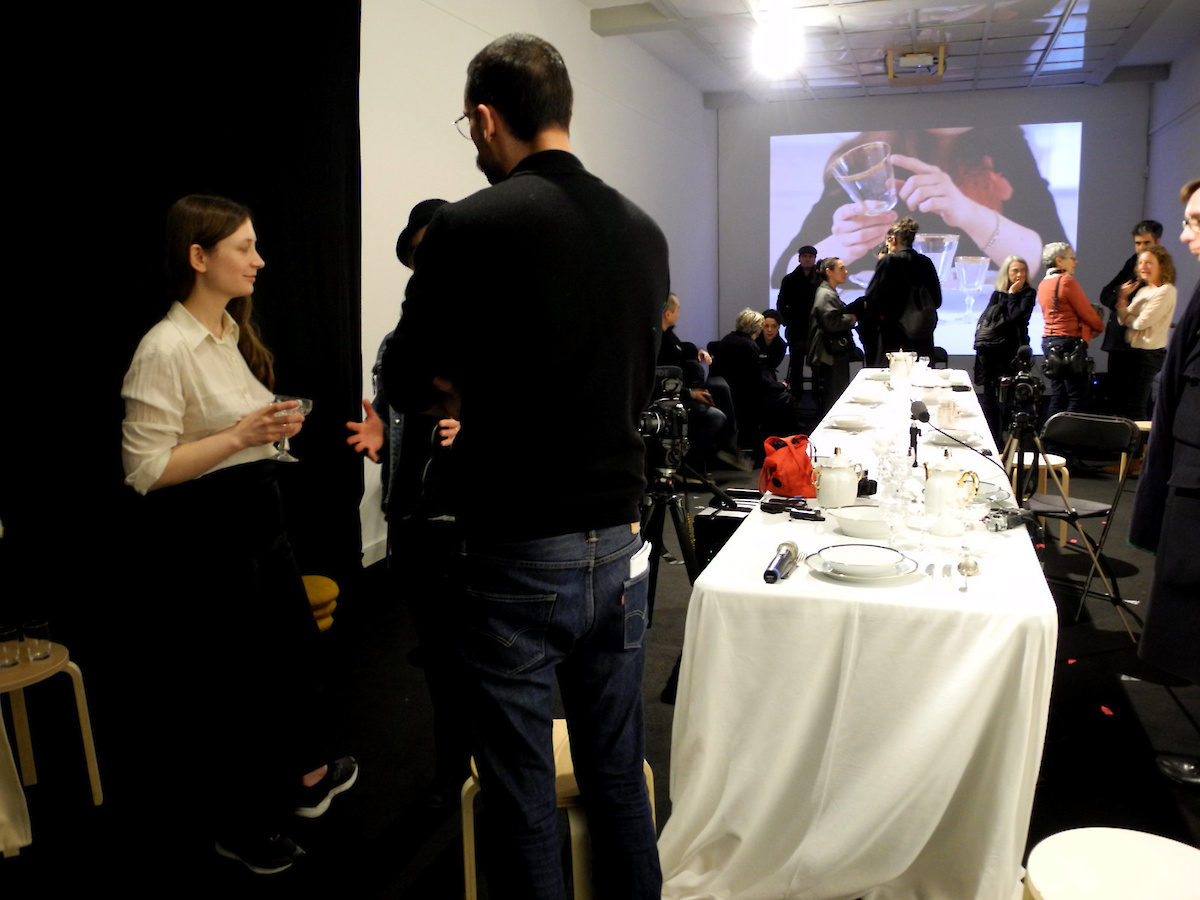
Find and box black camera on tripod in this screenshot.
[640,366,690,472]
[998,346,1043,411]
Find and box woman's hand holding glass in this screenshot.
[235,399,304,449]
[270,395,313,462]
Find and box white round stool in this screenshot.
[1024,827,1200,900]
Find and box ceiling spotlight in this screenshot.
[752,13,804,80]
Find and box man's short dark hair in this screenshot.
[466,33,573,142]
[1132,219,1163,240]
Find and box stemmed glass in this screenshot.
[272,394,314,462]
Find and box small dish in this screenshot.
[806,548,918,581]
[864,370,891,382]
[927,429,984,448]
[828,415,870,432]
[814,544,904,577]
[824,506,888,539]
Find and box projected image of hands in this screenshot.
[770,123,1080,354]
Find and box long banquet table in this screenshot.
[658,368,1057,900]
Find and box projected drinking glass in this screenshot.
[272,394,314,463]
[832,141,897,215]
[913,233,960,283]
[955,256,990,316]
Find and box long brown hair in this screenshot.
[165,195,275,388]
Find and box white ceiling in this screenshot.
[582,0,1199,105]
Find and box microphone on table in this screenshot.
[909,401,929,467]
[764,541,800,584]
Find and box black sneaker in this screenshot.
[215,833,306,874]
[294,756,359,818]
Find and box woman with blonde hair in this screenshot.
[973,254,1036,439]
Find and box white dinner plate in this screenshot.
[864,370,891,381]
[927,429,984,448]
[972,481,1012,504]
[812,544,905,576]
[806,547,918,581]
[828,415,871,432]
[848,392,886,406]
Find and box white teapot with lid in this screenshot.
[812,447,862,509]
[924,450,979,535]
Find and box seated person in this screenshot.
[755,308,788,382]
[710,308,798,453]
[659,293,748,470]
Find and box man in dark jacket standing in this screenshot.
[384,34,666,899]
[1099,220,1162,415]
[1129,181,1200,785]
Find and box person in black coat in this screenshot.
[755,308,788,381]
[710,308,795,450]
[1099,220,1162,415]
[1128,179,1200,785]
[855,217,942,364]
[973,254,1036,441]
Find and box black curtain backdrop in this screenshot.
[2,5,364,647]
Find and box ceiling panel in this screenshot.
[587,0,1199,101]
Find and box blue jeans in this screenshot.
[462,525,660,900]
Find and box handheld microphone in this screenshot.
[1016,345,1032,364]
[764,541,800,583]
[910,400,930,423]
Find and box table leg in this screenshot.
[8,689,37,787]
[65,663,102,806]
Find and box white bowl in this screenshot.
[825,506,889,539]
[829,415,869,431]
[819,544,904,576]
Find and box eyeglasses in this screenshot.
[454,112,472,140]
[1183,218,1200,233]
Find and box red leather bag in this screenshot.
[758,434,816,497]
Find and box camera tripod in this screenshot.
[999,407,1049,504]
[641,457,737,705]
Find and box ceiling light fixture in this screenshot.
[751,11,805,81]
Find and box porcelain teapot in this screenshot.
[812,447,862,509]
[923,450,979,516]
[887,350,916,381]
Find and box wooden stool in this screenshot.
[1009,451,1070,546]
[1023,826,1200,899]
[461,718,655,900]
[0,643,102,807]
[302,574,339,632]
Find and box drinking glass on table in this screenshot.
[272,394,313,462]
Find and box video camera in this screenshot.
[640,366,690,473]
[998,345,1043,410]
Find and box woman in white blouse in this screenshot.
[121,195,355,875]
[1115,244,1177,421]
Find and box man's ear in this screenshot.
[189,243,208,274]
[475,104,500,142]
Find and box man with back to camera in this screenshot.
[777,244,818,392]
[383,34,666,899]
[1129,179,1200,785]
[1100,220,1162,418]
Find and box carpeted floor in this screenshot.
[4,445,1198,896]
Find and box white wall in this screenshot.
[359,0,718,563]
[1147,41,1200,307]
[716,82,1159,343]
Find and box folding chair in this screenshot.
[1023,413,1143,639]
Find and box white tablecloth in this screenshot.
[659,369,1057,900]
